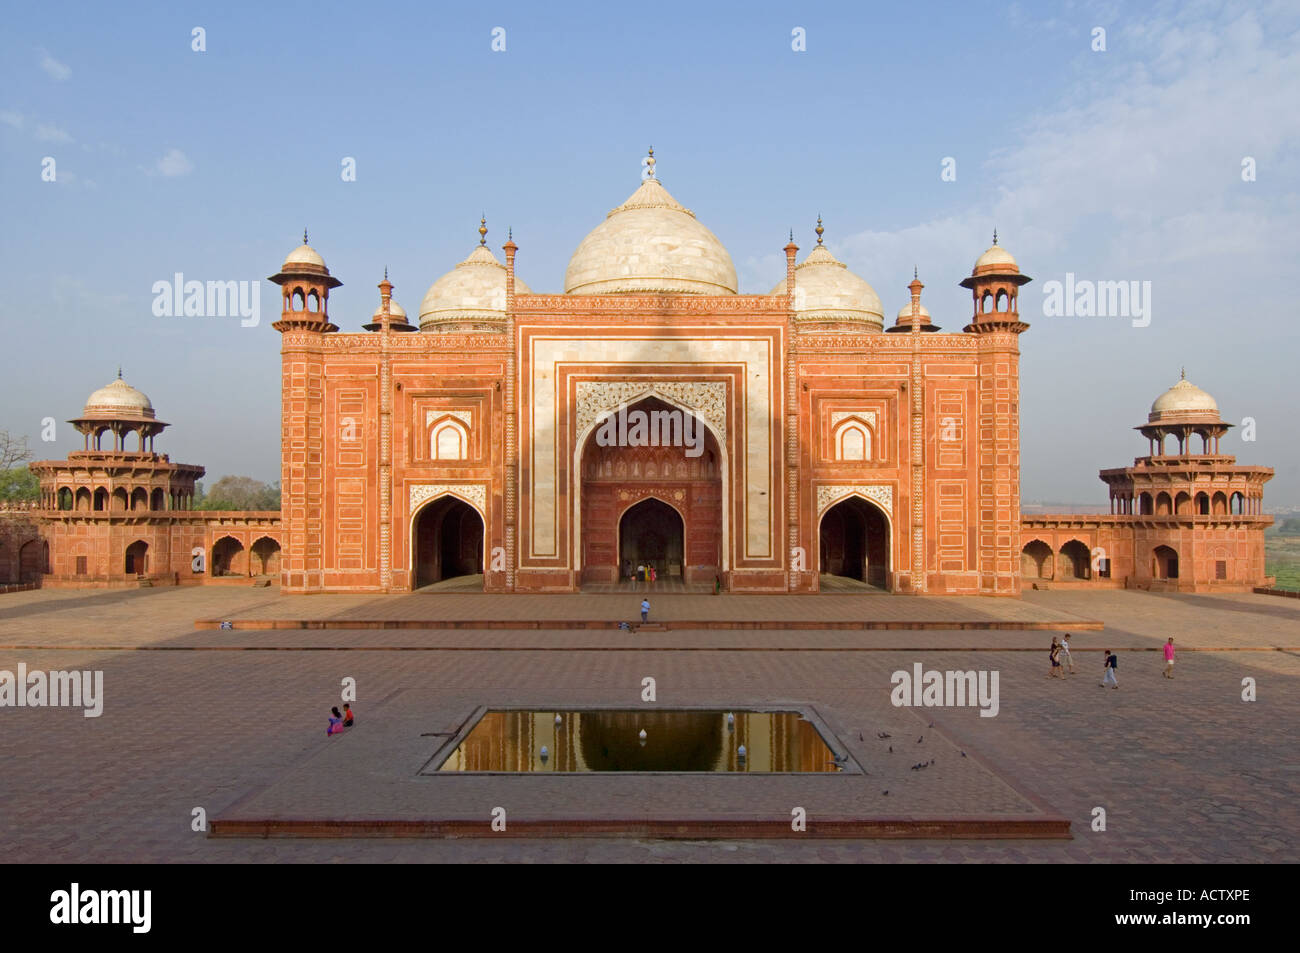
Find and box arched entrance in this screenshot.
[577,395,723,586]
[618,498,684,582]
[818,496,890,590]
[212,536,245,576]
[1152,545,1179,580]
[250,536,281,576]
[1021,540,1053,580]
[413,495,484,589]
[1058,540,1091,579]
[124,540,149,576]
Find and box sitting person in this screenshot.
[327,706,345,736]
[342,703,355,727]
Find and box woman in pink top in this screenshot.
[1163,638,1175,679]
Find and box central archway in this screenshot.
[818,496,890,590]
[413,495,484,589]
[576,395,723,586]
[618,498,684,581]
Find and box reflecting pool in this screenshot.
[434,709,840,773]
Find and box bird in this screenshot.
[961,751,967,758]
[929,759,935,766]
[928,722,935,728]
[916,735,924,744]
[877,731,891,739]
[888,745,893,753]
[882,790,889,796]
[858,732,864,742]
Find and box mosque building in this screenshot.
[0,153,1274,594]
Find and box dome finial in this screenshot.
[645,146,656,180]
[992,228,998,245]
[914,265,919,280]
[1181,366,1186,380]
[117,365,123,380]
[303,228,309,245]
[815,214,824,245]
[383,265,388,281]
[508,226,513,241]
[479,214,487,246]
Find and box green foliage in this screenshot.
[0,466,40,501]
[196,475,281,511]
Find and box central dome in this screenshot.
[564,171,737,295]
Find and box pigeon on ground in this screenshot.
[888,745,893,753]
[882,790,889,796]
[877,731,891,739]
[917,735,923,744]
[961,751,967,758]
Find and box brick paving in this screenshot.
[0,585,1297,862]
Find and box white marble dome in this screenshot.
[970,234,1021,276]
[283,243,326,270]
[769,243,884,329]
[372,298,407,320]
[1149,375,1219,421]
[896,301,931,321]
[419,244,532,329]
[564,176,738,295]
[82,374,155,419]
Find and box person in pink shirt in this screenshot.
[1163,637,1176,679]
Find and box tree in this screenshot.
[1,430,33,471]
[197,475,281,511]
[0,466,40,502]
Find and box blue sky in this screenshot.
[2,0,1297,505]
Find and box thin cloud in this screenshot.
[34,123,73,144]
[0,109,22,129]
[152,148,194,177]
[38,48,71,81]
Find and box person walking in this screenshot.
[1048,637,1063,679]
[640,598,650,623]
[1100,650,1119,689]
[1060,634,1075,675]
[650,565,657,587]
[1163,637,1176,679]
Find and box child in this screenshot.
[343,703,355,727]
[327,706,345,736]
[640,598,650,623]
[1163,638,1175,679]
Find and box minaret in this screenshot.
[961,233,1031,594]
[269,232,340,592]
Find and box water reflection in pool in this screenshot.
[436,709,839,773]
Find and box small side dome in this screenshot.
[886,298,941,333]
[419,244,532,332]
[769,225,883,332]
[968,231,1021,278]
[1149,373,1220,422]
[372,299,406,320]
[82,372,156,420]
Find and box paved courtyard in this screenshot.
[1,585,1296,862]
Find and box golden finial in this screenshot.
[1181,366,1186,380]
[479,214,487,246]
[645,146,656,179]
[815,215,824,245]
